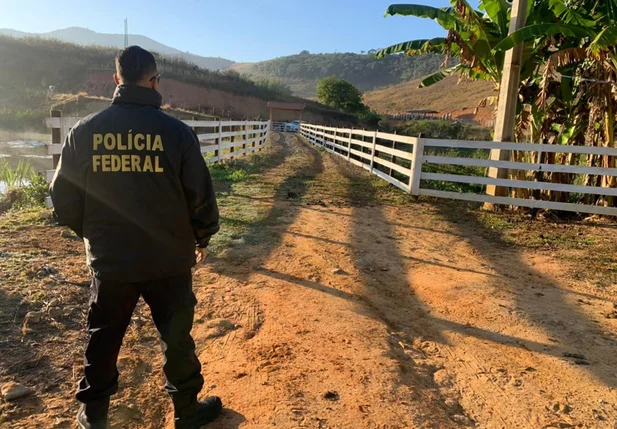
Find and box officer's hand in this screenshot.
[195,247,208,264]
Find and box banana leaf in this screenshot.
[374,38,446,59]
[418,66,458,88]
[607,0,617,23]
[493,24,593,52]
[479,0,511,37]
[384,4,461,30]
[548,0,596,27]
[589,26,617,54]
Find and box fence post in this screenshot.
[389,130,397,177]
[51,110,62,169]
[347,129,352,161]
[229,123,235,160]
[216,119,222,161]
[370,130,377,173]
[243,119,248,156]
[262,121,269,151]
[251,123,256,151]
[410,136,425,196]
[334,127,339,154]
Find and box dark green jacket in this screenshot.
[51,85,219,281]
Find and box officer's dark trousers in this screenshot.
[76,271,204,418]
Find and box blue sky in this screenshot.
[0,0,479,62]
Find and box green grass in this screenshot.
[420,147,489,193]
[206,143,282,254]
[477,211,599,249]
[0,207,50,230]
[0,159,34,190]
[0,161,50,214]
[209,162,250,182]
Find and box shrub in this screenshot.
[0,161,48,211]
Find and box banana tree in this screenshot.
[495,0,617,196]
[376,0,617,205]
[375,1,550,89]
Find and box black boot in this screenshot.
[76,398,109,429]
[174,396,223,429]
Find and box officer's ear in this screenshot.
[113,73,121,86]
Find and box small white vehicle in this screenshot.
[284,120,302,132]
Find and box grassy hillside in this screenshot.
[364,75,495,114]
[0,36,288,101]
[232,51,444,98]
[0,27,235,71]
[0,36,350,130]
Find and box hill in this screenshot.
[0,36,356,132]
[0,27,234,71]
[232,51,444,98]
[364,75,495,120]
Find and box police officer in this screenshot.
[50,46,222,429]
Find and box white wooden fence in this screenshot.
[45,114,271,182]
[300,123,617,217]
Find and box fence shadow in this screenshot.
[298,145,617,423]
[432,201,617,390]
[322,151,617,389]
[211,134,325,281]
[331,158,465,427]
[212,133,286,196]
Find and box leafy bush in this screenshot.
[359,109,382,127]
[377,118,395,132]
[317,77,366,115]
[0,161,49,211]
[0,108,45,131]
[209,162,249,182]
[0,159,33,190]
[21,173,49,207]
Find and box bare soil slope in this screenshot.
[364,76,494,119]
[2,134,617,428]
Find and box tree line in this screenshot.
[242,51,444,98]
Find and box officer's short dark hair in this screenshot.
[115,46,157,84]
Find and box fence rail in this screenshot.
[45,114,271,182]
[300,123,617,217]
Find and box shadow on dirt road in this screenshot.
[434,202,617,391]
[212,134,324,281]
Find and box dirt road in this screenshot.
[2,133,617,428]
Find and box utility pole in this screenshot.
[485,0,528,201]
[124,18,129,48]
